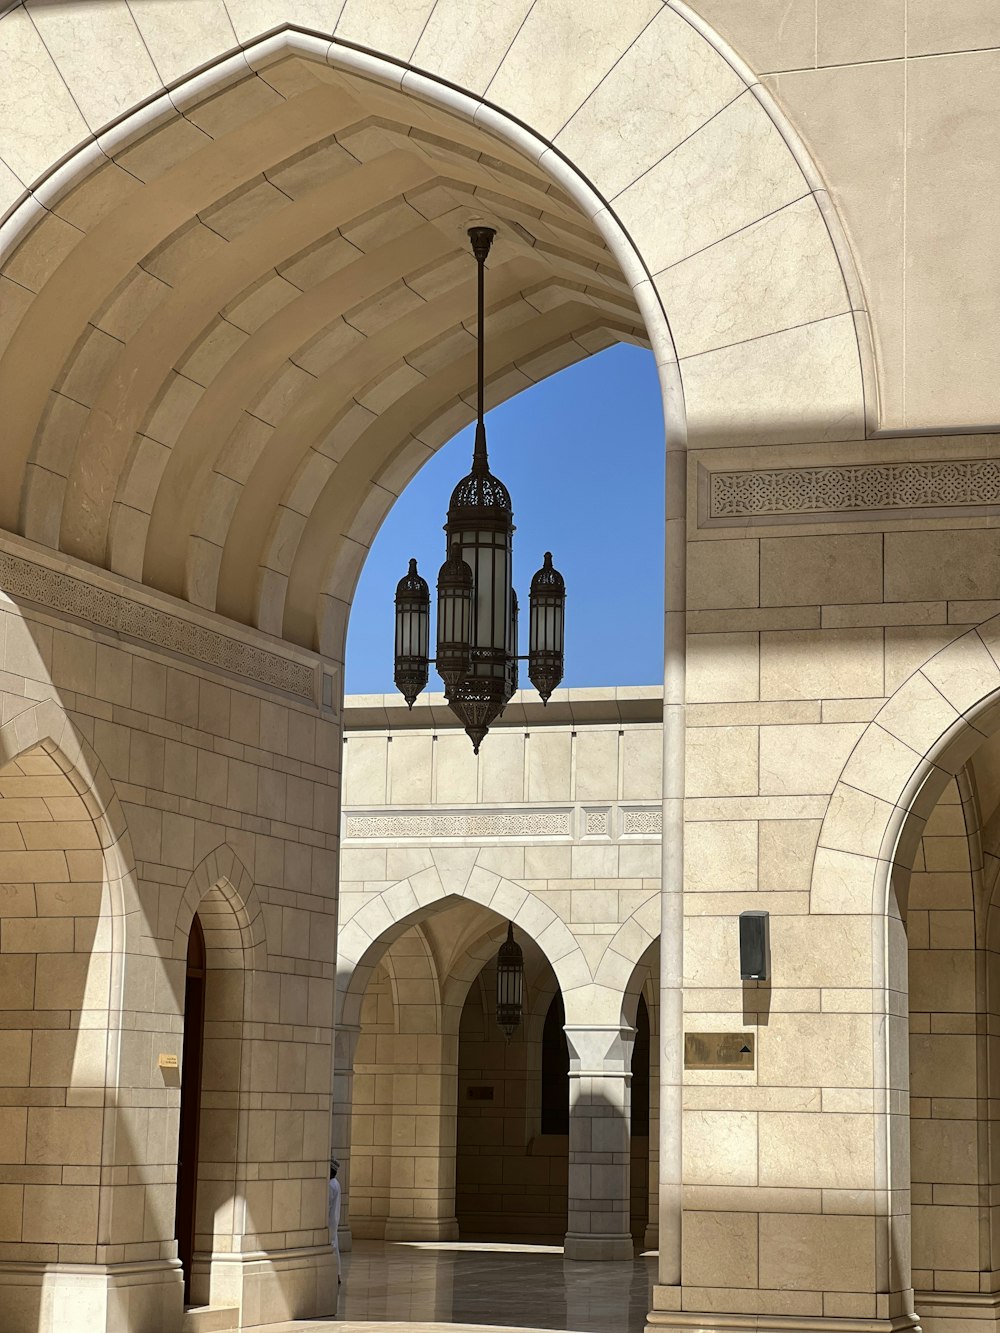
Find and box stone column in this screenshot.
[563,1025,636,1261]
[331,1022,360,1253]
[645,1015,660,1253]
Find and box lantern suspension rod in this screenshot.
[469,226,495,470]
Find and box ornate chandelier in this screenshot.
[394,227,566,751]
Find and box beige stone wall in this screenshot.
[0,539,339,1331]
[336,692,662,1259]
[0,3,998,1332]
[689,0,1000,431]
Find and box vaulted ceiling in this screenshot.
[0,52,645,657]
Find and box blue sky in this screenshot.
[345,343,665,695]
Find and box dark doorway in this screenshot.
[541,992,569,1136]
[175,914,206,1304]
[630,994,650,1244]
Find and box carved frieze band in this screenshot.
[344,805,663,840]
[0,550,316,700]
[708,458,1000,523]
[346,810,572,839]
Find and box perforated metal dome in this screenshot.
[396,557,429,598]
[448,424,512,520]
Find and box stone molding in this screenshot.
[703,457,1000,526]
[343,804,663,841]
[0,538,320,703]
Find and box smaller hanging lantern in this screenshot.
[496,921,524,1040]
[393,559,429,708]
[528,552,566,703]
[435,544,474,690]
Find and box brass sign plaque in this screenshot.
[157,1053,179,1070]
[684,1032,754,1070]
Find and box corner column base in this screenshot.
[383,1218,460,1242]
[0,1258,183,1333]
[645,1311,921,1333]
[190,1245,337,1329]
[916,1290,1000,1333]
[564,1232,635,1262]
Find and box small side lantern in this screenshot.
[528,552,565,703]
[436,544,474,690]
[393,558,429,708]
[496,921,524,1040]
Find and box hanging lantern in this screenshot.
[393,559,429,708]
[528,552,565,704]
[496,921,524,1040]
[435,543,473,690]
[391,226,567,750]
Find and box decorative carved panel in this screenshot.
[0,548,317,700]
[706,458,1000,524]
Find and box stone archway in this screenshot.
[0,3,874,1321]
[809,614,1000,1329]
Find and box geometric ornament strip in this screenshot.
[710,458,1000,520]
[0,550,316,700]
[345,809,572,839]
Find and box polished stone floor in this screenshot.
[264,1239,656,1332]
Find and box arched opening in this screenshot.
[175,913,206,1304]
[630,994,651,1249]
[456,941,568,1244]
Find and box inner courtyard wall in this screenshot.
[0,534,339,1331]
[0,4,998,1333]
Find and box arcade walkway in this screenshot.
[265,1240,656,1333]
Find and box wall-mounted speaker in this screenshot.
[739,911,770,982]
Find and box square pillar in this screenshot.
[564,1025,636,1261]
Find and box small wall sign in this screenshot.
[684,1032,754,1070]
[157,1053,179,1069]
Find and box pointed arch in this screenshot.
[171,842,266,969]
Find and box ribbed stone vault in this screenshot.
[0,51,645,657]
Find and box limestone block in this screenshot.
[659,196,849,360]
[527,730,572,803]
[480,731,524,804]
[411,0,533,93]
[687,632,759,703]
[683,1210,758,1288]
[687,539,760,612]
[760,628,884,701]
[759,1111,874,1188]
[681,314,865,448]
[27,0,161,132]
[685,726,757,798]
[758,1212,876,1291]
[617,92,806,274]
[684,820,756,892]
[761,534,883,609]
[344,735,389,806]
[817,0,905,66]
[758,1012,873,1089]
[684,1109,757,1186]
[908,0,1000,55]
[484,0,659,141]
[574,729,619,802]
[767,60,906,422]
[554,4,746,199]
[127,0,238,86]
[886,531,1000,603]
[388,734,433,805]
[685,0,817,74]
[758,819,820,892]
[0,8,89,186]
[759,722,863,797]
